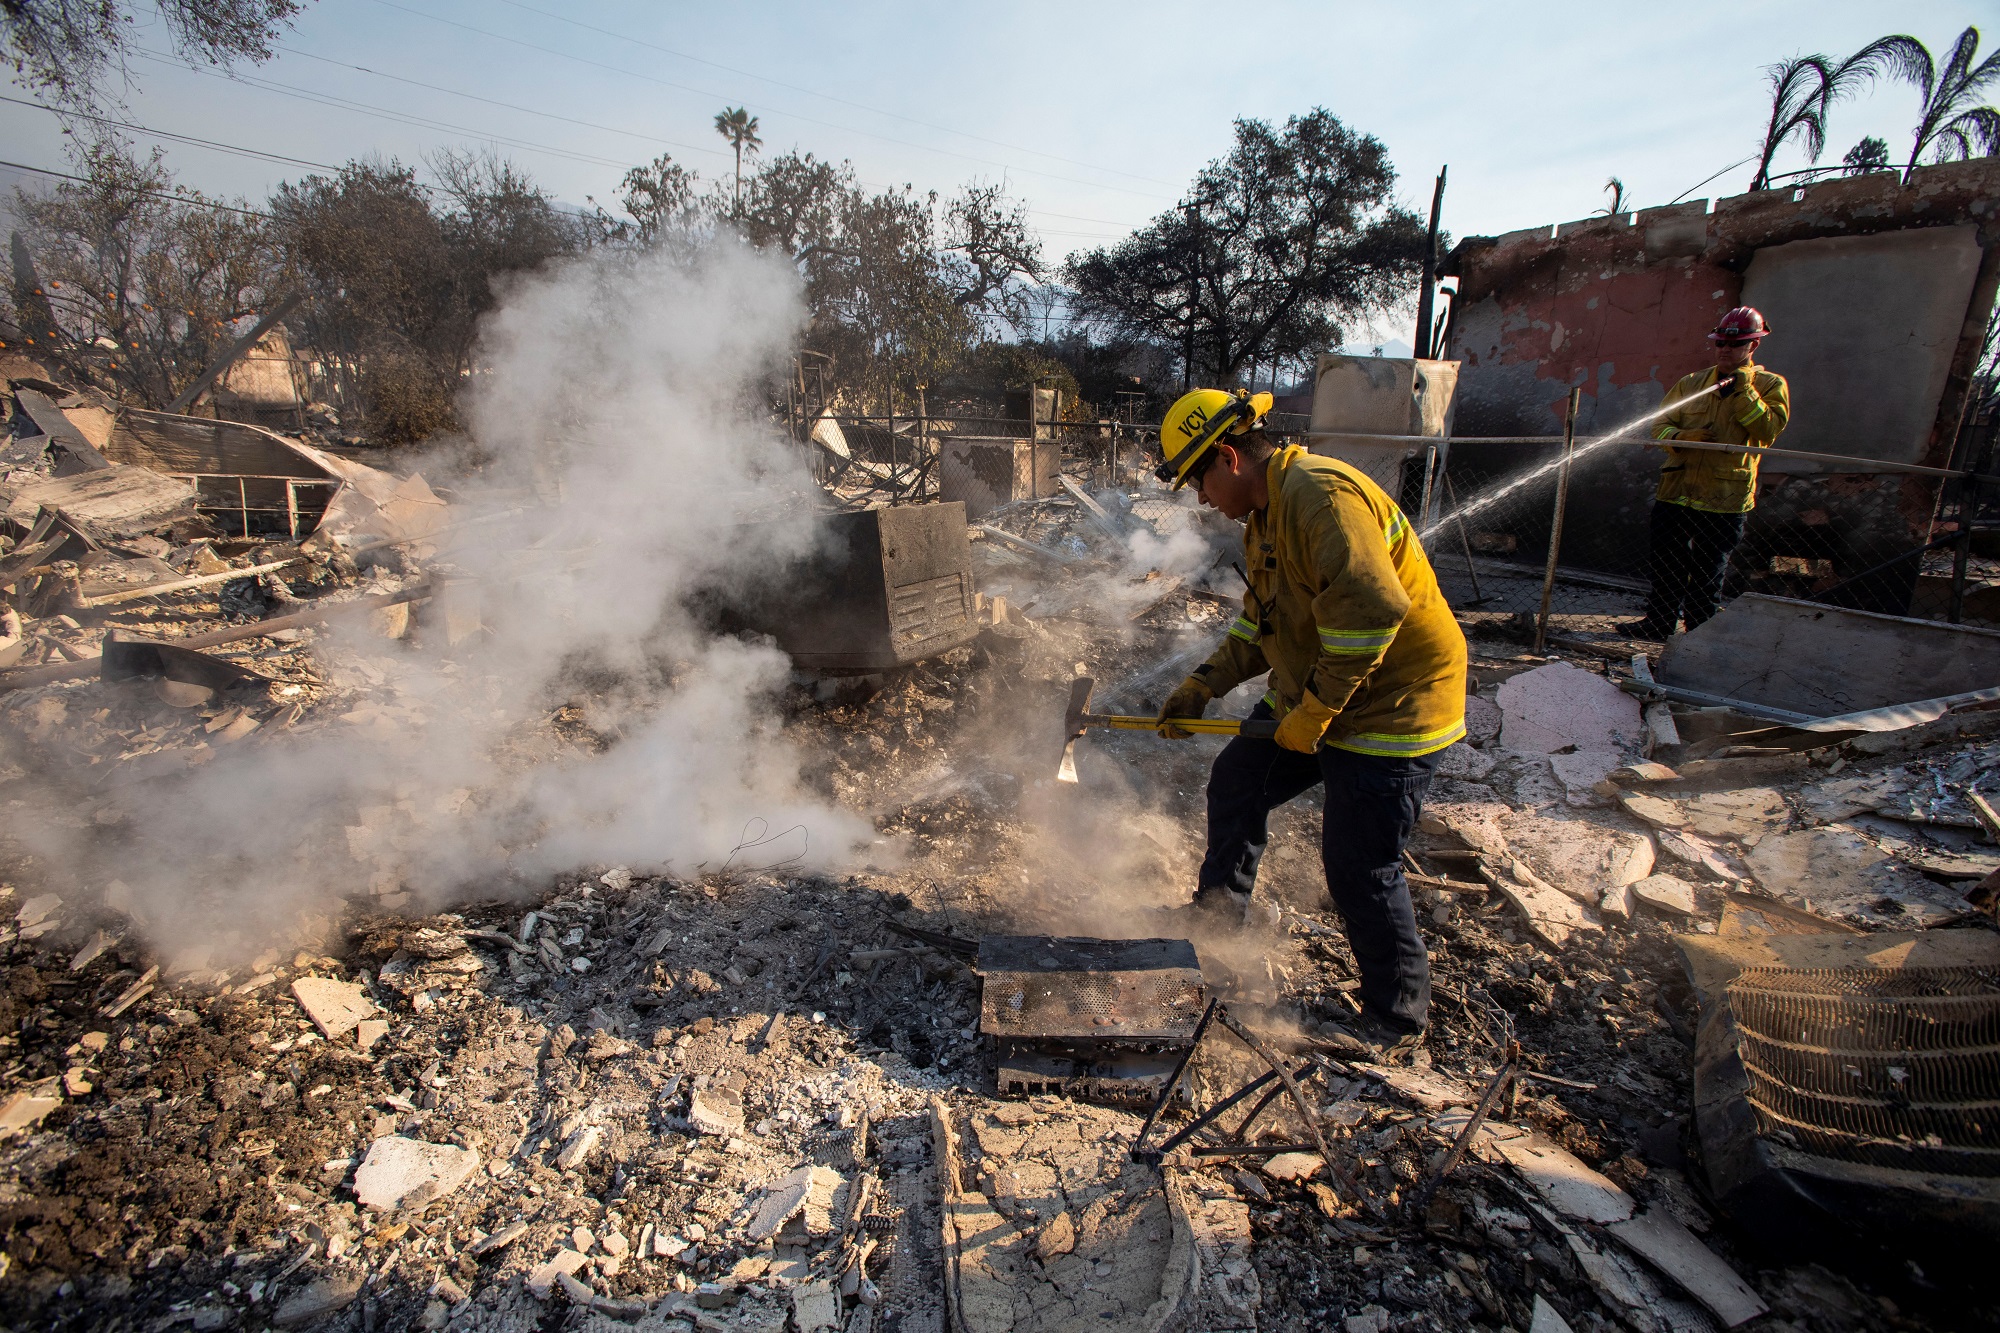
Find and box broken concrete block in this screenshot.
[1429,803,1510,856]
[468,1220,527,1256]
[1799,772,1908,823]
[0,1078,61,1137]
[355,1018,389,1051]
[1492,1132,1634,1224]
[1604,760,1679,787]
[1463,693,1501,746]
[1435,741,1497,781]
[687,1071,746,1137]
[600,866,635,892]
[1261,1152,1322,1183]
[1035,1210,1075,1260]
[1498,814,1651,904]
[1617,792,1686,830]
[1490,858,1599,948]
[1631,873,1697,917]
[1344,1305,1391,1333]
[1529,1295,1577,1333]
[273,1274,365,1328]
[1550,749,1623,805]
[1607,832,1655,888]
[747,1164,844,1242]
[1607,1207,1768,1328]
[1745,827,1969,924]
[555,1271,594,1304]
[526,1248,588,1299]
[1681,787,1789,844]
[352,1136,480,1211]
[1496,662,1644,754]
[1599,882,1635,921]
[1655,827,1734,880]
[291,976,376,1040]
[554,1124,602,1171]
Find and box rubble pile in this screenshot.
[3,372,1997,1331]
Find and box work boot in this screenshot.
[1315,1011,1425,1064]
[1614,617,1674,641]
[1156,886,1252,930]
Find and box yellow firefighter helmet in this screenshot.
[1156,388,1274,489]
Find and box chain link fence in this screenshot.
[785,395,1998,642]
[1411,436,1996,643]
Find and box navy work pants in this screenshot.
[1642,500,1747,632]
[1198,702,1438,1033]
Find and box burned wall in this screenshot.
[1442,160,2000,603]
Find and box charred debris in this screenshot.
[1,365,1999,1333]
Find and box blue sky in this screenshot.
[1,0,1990,345]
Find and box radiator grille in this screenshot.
[1728,965,2000,1176]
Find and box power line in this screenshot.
[483,0,1184,192]
[0,92,341,172]
[131,51,637,172]
[2,97,599,222]
[131,46,1147,239]
[271,44,728,161]
[361,0,1179,203]
[0,157,271,218]
[272,44,1145,233]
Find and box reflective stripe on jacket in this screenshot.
[1652,364,1789,513]
[1198,446,1468,757]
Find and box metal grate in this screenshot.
[982,970,1204,1039]
[889,572,972,648]
[975,936,1204,1043]
[1729,965,2000,1176]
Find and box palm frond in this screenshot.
[1943,26,1982,87]
[1842,34,1932,99]
[1934,106,2000,159]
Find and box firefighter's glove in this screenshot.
[1156,677,1213,740]
[1273,690,1336,754]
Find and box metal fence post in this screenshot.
[1533,389,1582,653]
[1952,466,1984,624]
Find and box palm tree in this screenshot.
[1596,177,1630,215]
[713,107,762,215]
[1882,27,2000,182]
[1748,38,1923,191]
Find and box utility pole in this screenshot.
[1181,199,1200,391]
[1414,166,1447,359]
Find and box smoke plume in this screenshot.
[14,243,878,963]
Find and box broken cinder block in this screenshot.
[291,976,376,1040]
[353,1136,480,1211]
[688,1070,747,1137]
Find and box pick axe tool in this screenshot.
[1058,676,1279,783]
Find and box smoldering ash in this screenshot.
[47,245,878,963]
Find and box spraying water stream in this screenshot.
[1419,384,1720,539]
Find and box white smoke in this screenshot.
[14,243,878,961]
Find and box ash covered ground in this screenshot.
[1,519,1995,1333]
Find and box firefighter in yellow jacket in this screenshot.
[1152,388,1467,1058]
[1623,307,1790,639]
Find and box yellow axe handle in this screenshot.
[1084,713,1277,737]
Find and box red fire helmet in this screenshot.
[1709,306,1771,341]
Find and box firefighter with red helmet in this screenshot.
[1621,306,1789,639]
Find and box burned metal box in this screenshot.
[735,502,976,673]
[938,437,1060,518]
[975,936,1206,1104]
